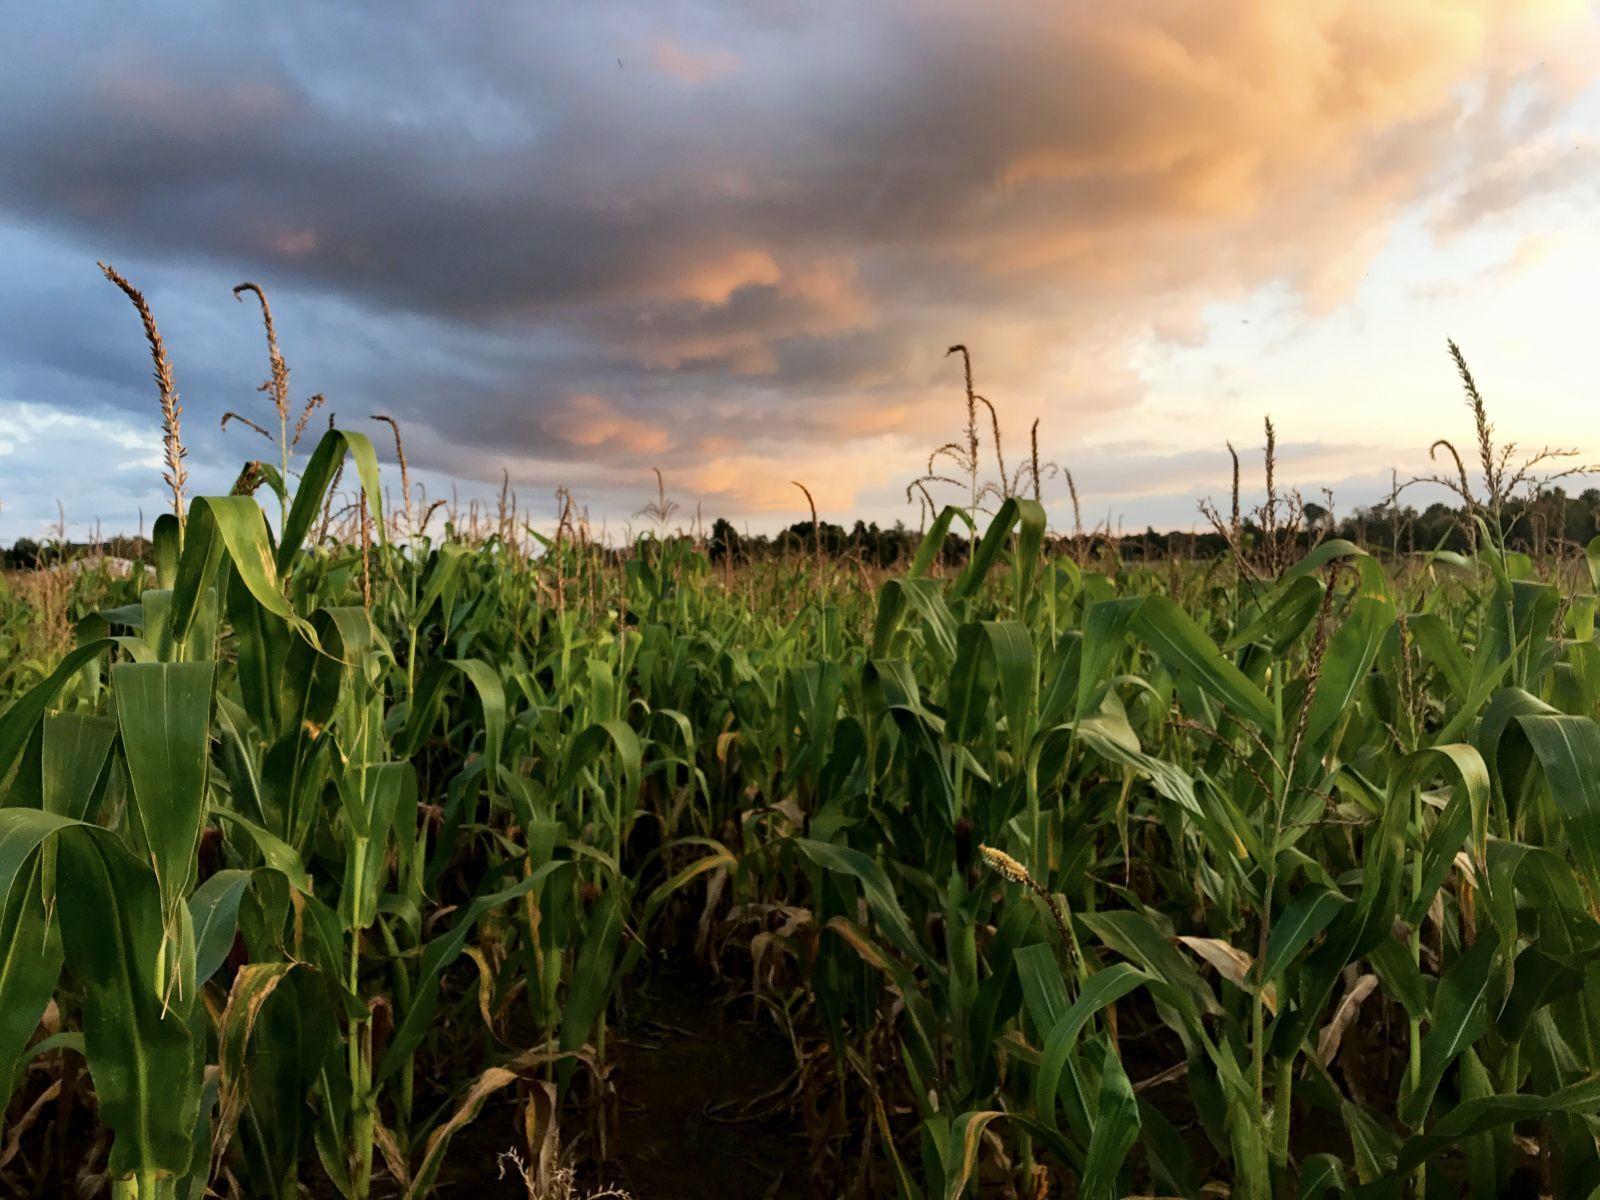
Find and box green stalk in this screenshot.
[348,925,374,1200]
[379,919,416,1142]
[1251,913,1269,1113]
[406,622,419,700]
[116,1170,172,1200]
[1271,1054,1293,1178]
[1408,781,1426,1200]
[1255,666,1285,1120]
[1023,751,1042,881]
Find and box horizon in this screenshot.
[2,3,1598,542]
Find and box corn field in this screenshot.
[6,293,1600,1200]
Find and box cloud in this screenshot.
[542,393,672,456]
[0,1,1595,535]
[1434,140,1600,233]
[0,400,233,539]
[649,36,740,85]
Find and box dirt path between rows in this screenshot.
[594,969,809,1200]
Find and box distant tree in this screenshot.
[5,538,39,569]
[709,518,742,563]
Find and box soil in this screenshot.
[590,968,810,1200]
[284,964,812,1199]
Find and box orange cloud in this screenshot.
[679,448,879,513]
[543,394,672,456]
[630,256,873,373]
[669,249,781,305]
[94,64,294,138]
[269,228,319,258]
[650,37,740,85]
[12,0,1599,532]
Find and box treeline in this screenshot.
[708,486,1600,566]
[710,517,963,568]
[8,486,1598,572]
[2,536,151,570]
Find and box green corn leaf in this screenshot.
[1297,1153,1348,1199]
[238,966,329,1196]
[1405,613,1471,696]
[873,578,960,664]
[1034,963,1151,1136]
[226,566,291,735]
[378,861,571,1085]
[1483,838,1585,962]
[450,658,507,782]
[797,838,937,976]
[1367,934,1429,1020]
[1516,713,1600,895]
[1077,598,1142,717]
[0,811,207,1182]
[1138,1097,1201,1200]
[1130,596,1277,734]
[945,620,1035,746]
[557,886,625,1091]
[212,809,313,894]
[1080,1040,1140,1200]
[0,638,115,782]
[277,428,386,575]
[909,505,974,580]
[554,719,643,798]
[1398,933,1500,1127]
[189,869,254,989]
[114,661,216,926]
[0,854,62,1101]
[211,962,298,1165]
[36,712,117,820]
[1016,942,1073,1036]
[1224,574,1323,654]
[1457,1048,1498,1200]
[618,842,739,977]
[1078,909,1218,1023]
[1353,745,1490,960]
[1304,595,1394,748]
[172,497,308,647]
[1262,885,1348,983]
[414,542,469,624]
[950,498,1046,605]
[1340,1097,1397,1185]
[1278,539,1369,586]
[337,762,414,930]
[1393,1073,1600,1175]
[152,513,181,588]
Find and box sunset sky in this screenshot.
[1,2,1598,541]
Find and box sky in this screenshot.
[1,1,1598,543]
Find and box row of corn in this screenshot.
[4,435,1600,1198]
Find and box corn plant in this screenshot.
[7,276,1600,1199]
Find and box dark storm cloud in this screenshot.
[0,1,1595,530]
